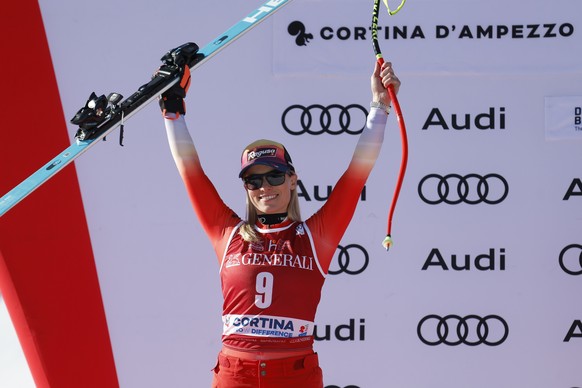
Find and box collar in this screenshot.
[257,213,288,226]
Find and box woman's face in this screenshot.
[243,164,297,215]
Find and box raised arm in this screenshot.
[307,61,401,270]
[160,66,240,257]
[350,60,400,171]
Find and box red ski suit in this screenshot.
[164,107,388,386]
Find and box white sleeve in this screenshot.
[350,107,389,168]
[163,115,199,170]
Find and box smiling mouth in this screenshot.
[261,194,277,201]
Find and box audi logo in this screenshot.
[417,314,509,346]
[559,244,582,275]
[418,173,509,205]
[328,244,369,275]
[281,104,368,136]
[325,386,360,388]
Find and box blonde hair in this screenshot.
[239,183,302,243]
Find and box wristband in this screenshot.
[370,101,390,114]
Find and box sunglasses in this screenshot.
[243,171,288,190]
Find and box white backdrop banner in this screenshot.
[273,0,582,75]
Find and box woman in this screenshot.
[160,60,400,387]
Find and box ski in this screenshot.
[0,0,293,217]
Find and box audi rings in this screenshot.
[417,314,509,346]
[328,244,369,275]
[281,104,368,135]
[325,386,361,388]
[559,244,582,275]
[418,173,509,205]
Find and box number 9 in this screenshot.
[255,272,274,309]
